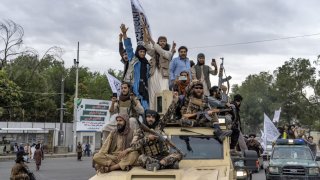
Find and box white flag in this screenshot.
[260,129,266,150]
[273,107,281,123]
[131,0,151,45]
[264,113,280,142]
[106,73,121,97]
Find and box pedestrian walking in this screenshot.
[34,145,42,171]
[76,142,82,161]
[84,143,90,157]
[30,143,36,160]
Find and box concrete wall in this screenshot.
[0,122,73,147]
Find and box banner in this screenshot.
[106,73,121,97]
[260,129,266,150]
[76,98,111,131]
[131,0,151,45]
[264,113,280,142]
[272,107,281,123]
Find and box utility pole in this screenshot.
[73,42,79,153]
[58,78,65,146]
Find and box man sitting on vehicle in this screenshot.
[131,93,183,171]
[180,81,231,143]
[93,114,139,173]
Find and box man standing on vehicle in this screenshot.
[169,46,191,89]
[93,114,139,173]
[104,82,144,137]
[230,94,243,153]
[131,95,182,171]
[191,53,218,96]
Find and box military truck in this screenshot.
[91,126,254,180]
[91,91,256,180]
[265,139,320,180]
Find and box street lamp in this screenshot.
[72,42,79,153]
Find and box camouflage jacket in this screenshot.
[131,102,178,156]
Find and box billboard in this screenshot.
[76,98,111,131]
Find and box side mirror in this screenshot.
[315,156,320,161]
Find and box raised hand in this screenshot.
[171,41,176,53]
[120,24,128,39]
[211,58,217,67]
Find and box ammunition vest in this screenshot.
[186,97,205,114]
[118,100,138,118]
[143,139,169,157]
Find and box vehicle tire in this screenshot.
[248,173,252,180]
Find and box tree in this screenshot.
[0,20,24,69]
[231,72,277,134]
[274,58,318,126]
[0,70,22,121]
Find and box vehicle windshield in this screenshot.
[170,135,223,159]
[272,146,313,160]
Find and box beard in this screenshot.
[117,124,126,133]
[193,92,203,99]
[198,61,204,65]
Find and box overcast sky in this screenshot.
[1,0,320,87]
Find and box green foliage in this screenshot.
[0,70,22,121]
[233,58,320,132]
[0,54,121,123]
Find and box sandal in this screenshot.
[100,166,110,173]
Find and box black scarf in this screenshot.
[143,109,160,129]
[135,45,149,101]
[119,92,130,102]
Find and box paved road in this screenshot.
[1,156,267,180]
[0,156,96,180]
[252,169,266,180]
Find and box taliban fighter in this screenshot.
[180,81,232,142]
[131,93,183,171]
[93,114,139,173]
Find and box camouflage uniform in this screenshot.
[180,81,219,127]
[131,104,182,170]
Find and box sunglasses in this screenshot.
[194,87,203,90]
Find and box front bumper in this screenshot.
[266,174,320,180]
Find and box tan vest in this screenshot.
[149,57,170,78]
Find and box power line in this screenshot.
[0,87,62,95]
[189,33,320,49]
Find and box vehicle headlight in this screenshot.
[308,167,320,175]
[234,160,244,167]
[218,118,225,124]
[268,166,279,174]
[236,170,247,177]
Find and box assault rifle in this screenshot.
[182,108,232,119]
[136,119,185,156]
[218,57,232,98]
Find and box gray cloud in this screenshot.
[1,0,320,87]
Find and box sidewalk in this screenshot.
[0,153,77,161]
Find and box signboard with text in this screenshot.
[76,98,111,131]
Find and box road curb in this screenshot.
[0,153,77,161]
